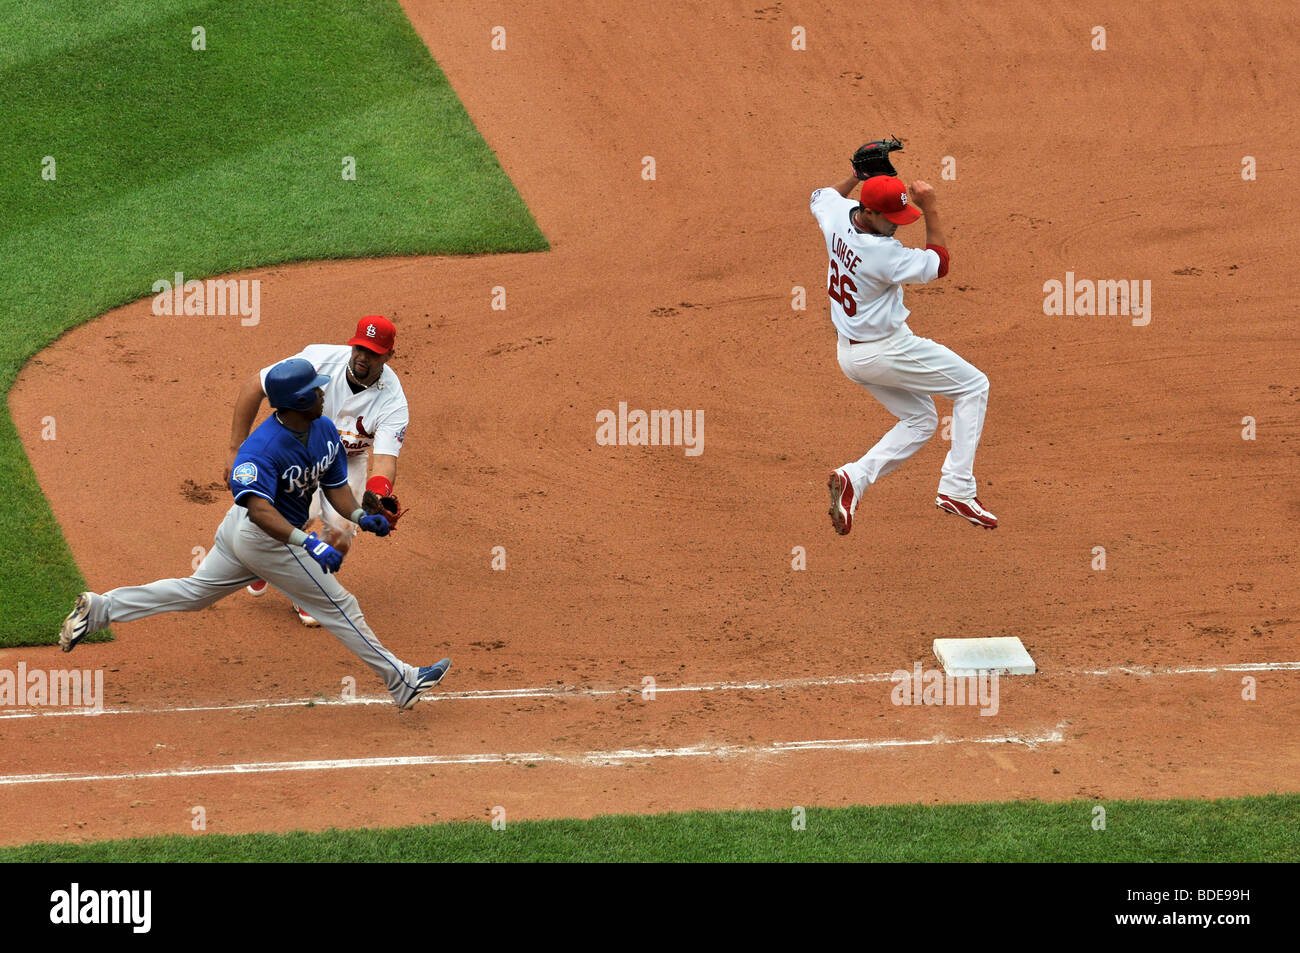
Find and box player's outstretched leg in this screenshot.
[289,571,446,708]
[242,535,450,708]
[851,385,939,487]
[58,506,258,651]
[829,385,937,535]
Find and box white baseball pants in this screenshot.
[836,324,989,500]
[310,452,368,542]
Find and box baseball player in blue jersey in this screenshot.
[56,359,450,710]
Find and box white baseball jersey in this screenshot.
[259,344,409,460]
[810,188,941,342]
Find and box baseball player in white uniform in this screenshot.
[811,171,997,532]
[224,315,411,624]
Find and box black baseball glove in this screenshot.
[852,136,904,180]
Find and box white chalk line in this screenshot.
[1074,662,1300,676]
[0,725,1066,787]
[1,661,1297,721]
[0,673,891,720]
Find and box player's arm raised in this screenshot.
[909,180,946,243]
[828,175,860,199]
[909,180,950,278]
[224,372,268,483]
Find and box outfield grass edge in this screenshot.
[4,793,1297,863]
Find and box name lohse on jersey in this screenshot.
[810,188,942,342]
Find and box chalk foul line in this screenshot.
[0,673,904,720]
[0,662,1296,721]
[0,724,1067,787]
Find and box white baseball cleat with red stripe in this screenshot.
[828,469,857,536]
[246,579,268,596]
[936,493,998,529]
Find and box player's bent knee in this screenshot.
[911,408,940,438]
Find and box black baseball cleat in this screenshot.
[59,592,93,652]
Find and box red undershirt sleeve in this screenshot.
[926,244,950,278]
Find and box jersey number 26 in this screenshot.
[827,261,858,317]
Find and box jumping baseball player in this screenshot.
[59,358,450,710]
[224,315,409,626]
[813,139,996,532]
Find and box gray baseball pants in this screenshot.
[78,504,424,706]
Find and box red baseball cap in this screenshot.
[859,176,922,225]
[348,315,396,354]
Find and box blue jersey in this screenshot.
[229,414,349,528]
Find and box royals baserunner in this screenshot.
[60,358,449,710]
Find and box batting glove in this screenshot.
[303,532,343,573]
[359,513,391,537]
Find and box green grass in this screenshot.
[4,794,1297,862]
[0,0,546,645]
